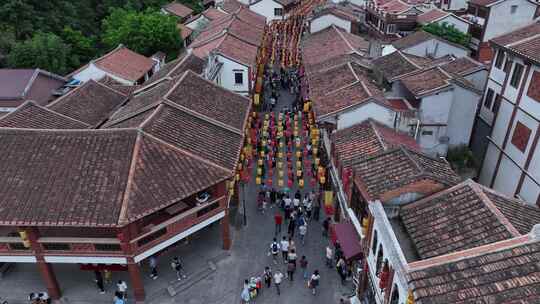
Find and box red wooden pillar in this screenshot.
[127,260,145,303]
[25,227,62,300]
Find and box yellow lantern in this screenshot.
[296,169,302,177]
[252,111,257,118]
[278,125,283,132]
[258,159,263,166]
[312,147,318,156]
[257,167,262,176]
[320,175,326,184]
[298,178,304,188]
[260,150,265,158]
[238,162,243,170]
[246,136,251,145]
[278,179,284,187]
[362,216,370,236]
[296,150,301,158]
[265,113,270,120]
[296,160,301,168]
[235,173,240,181]
[312,139,318,147]
[262,139,267,146]
[19,230,30,248]
[295,141,301,148]
[240,153,245,161]
[278,161,283,169]
[318,166,324,176]
[278,152,284,159]
[279,141,284,148]
[254,94,260,105]
[406,290,414,304]
[256,176,262,185]
[293,129,299,137]
[315,158,320,166]
[263,120,269,128]
[278,170,284,178]
[303,102,310,112]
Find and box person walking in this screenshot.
[280,237,289,263]
[274,212,283,236]
[336,257,347,285]
[270,238,280,264]
[300,256,308,279]
[94,270,105,294]
[172,257,187,280]
[116,280,128,300]
[149,256,158,280]
[309,270,320,295]
[113,292,125,304]
[305,198,312,221]
[241,280,250,304]
[323,217,330,237]
[288,216,296,237]
[263,266,272,288]
[273,270,284,295]
[104,269,112,284]
[326,245,333,268]
[313,192,321,221]
[288,248,297,267]
[287,259,296,282]
[299,224,307,245]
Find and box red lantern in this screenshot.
[379,264,390,290]
[287,179,293,188]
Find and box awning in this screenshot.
[331,222,363,261]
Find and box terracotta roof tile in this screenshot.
[146,52,205,84]
[142,104,244,170]
[165,71,250,130]
[163,2,194,18]
[178,23,193,40]
[393,31,467,51]
[302,26,369,67]
[400,181,525,259]
[408,241,540,304]
[417,9,449,24]
[48,80,126,126]
[491,22,540,64]
[379,0,412,14]
[441,57,485,76]
[399,65,479,97]
[484,189,540,235]
[332,119,419,168]
[220,0,247,14]
[0,101,89,129]
[203,7,228,20]
[0,69,66,106]
[94,46,156,82]
[352,147,460,200]
[312,3,359,22]
[469,0,503,7]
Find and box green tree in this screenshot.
[102,8,182,59]
[62,26,97,67]
[422,23,471,47]
[7,32,73,75]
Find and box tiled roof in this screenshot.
[399,65,479,97]
[164,71,250,131]
[408,240,540,304]
[93,45,156,82]
[372,51,439,81]
[417,9,449,24]
[305,53,370,75]
[393,31,467,51]
[312,3,358,22]
[48,80,126,126]
[192,33,259,66]
[484,189,540,235]
[400,180,529,259]
[352,147,460,201]
[331,119,418,168]
[0,69,66,106]
[194,13,264,48]
[469,0,504,7]
[0,129,231,226]
[163,2,193,18]
[142,103,244,170]
[440,56,485,76]
[0,101,89,129]
[220,0,247,14]
[302,25,369,67]
[178,23,193,40]
[307,61,385,119]
[204,7,228,20]
[98,75,141,96]
[146,52,205,84]
[379,0,412,14]
[490,22,540,64]
[0,72,250,227]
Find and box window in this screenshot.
[504,59,513,73]
[511,5,518,14]
[527,70,540,101]
[484,88,495,108]
[137,228,167,247]
[387,24,397,34]
[492,94,501,113]
[274,8,283,16]
[234,72,243,85]
[95,243,122,251]
[510,63,524,88]
[196,202,219,217]
[421,130,433,136]
[42,243,71,251]
[511,122,532,152]
[494,50,505,69]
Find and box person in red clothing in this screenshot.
[274,212,283,236]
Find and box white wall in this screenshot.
[492,154,521,197]
[249,0,283,23]
[464,69,488,91]
[185,15,210,30]
[436,15,469,33]
[490,98,514,147]
[216,55,250,95]
[483,0,537,42]
[479,142,500,185]
[336,102,397,130]
[443,0,468,11]
[72,63,133,85]
[402,39,469,58]
[310,14,352,33]
[447,86,481,147]
[519,64,540,121]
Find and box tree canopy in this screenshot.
[0,0,191,74]
[422,23,471,47]
[102,8,182,59]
